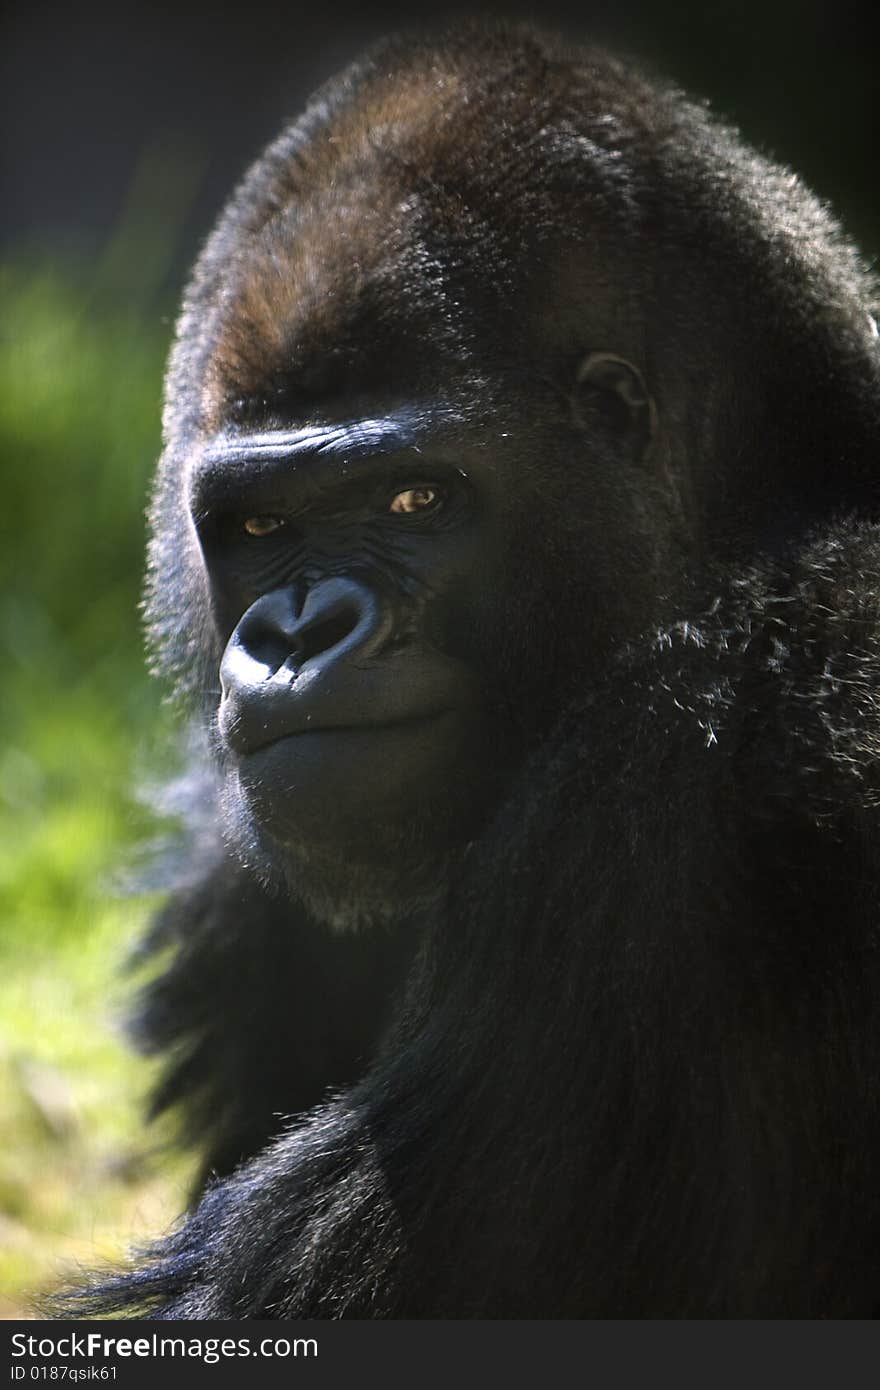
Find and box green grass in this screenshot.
[0,259,195,1317]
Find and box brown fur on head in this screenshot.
[177,25,667,440]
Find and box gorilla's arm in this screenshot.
[69,518,880,1319]
[131,848,415,1188]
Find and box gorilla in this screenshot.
[73,22,880,1317]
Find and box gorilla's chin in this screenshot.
[220,761,458,931]
[214,711,512,928]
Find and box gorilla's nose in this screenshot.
[219,577,394,751]
[227,577,387,679]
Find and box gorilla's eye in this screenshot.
[243,515,286,537]
[388,486,443,515]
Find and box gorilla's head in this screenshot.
[145,26,874,925]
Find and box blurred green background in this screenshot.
[0,254,191,1313]
[1,0,876,1319]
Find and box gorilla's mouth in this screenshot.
[227,706,496,851]
[226,706,456,758]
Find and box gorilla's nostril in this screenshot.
[247,623,293,675]
[292,604,359,666]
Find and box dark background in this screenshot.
[4,0,878,274]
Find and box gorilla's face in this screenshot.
[186,351,661,923]
[190,411,519,900]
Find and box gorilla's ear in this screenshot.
[571,353,656,461]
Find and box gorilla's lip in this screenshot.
[229,707,455,758]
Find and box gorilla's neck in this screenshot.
[356,555,880,1316]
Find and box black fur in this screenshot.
[69,23,880,1316]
